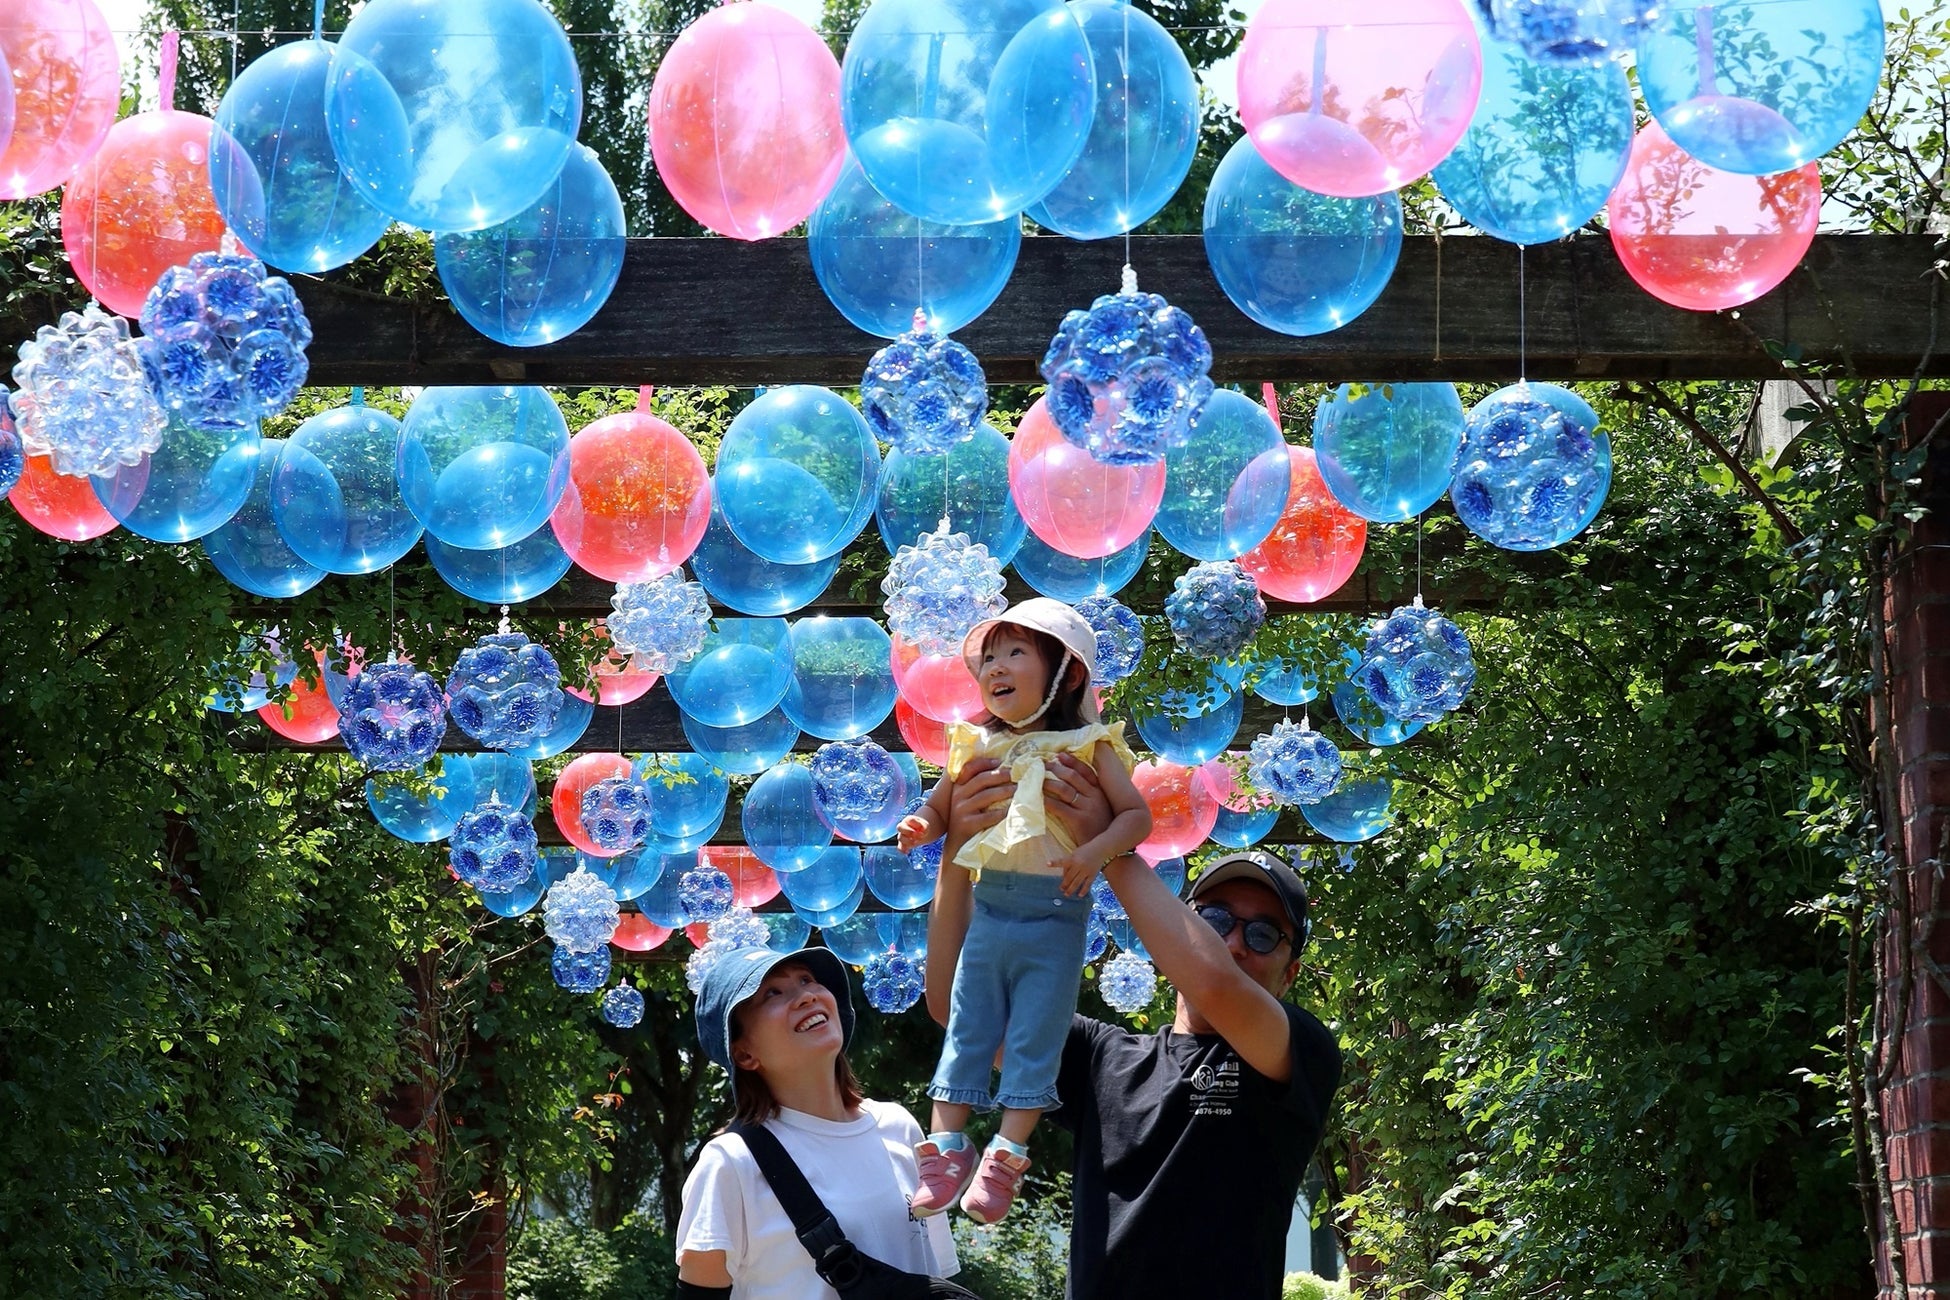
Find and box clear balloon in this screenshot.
[1237,445,1367,603]
[742,762,835,873]
[1637,0,1883,176]
[1238,0,1482,198]
[435,143,626,347]
[876,424,1026,561]
[480,863,550,917]
[257,673,340,744]
[272,397,421,574]
[894,696,951,766]
[782,616,897,741]
[1134,689,1243,767]
[796,878,866,929]
[865,842,938,911]
[634,856,697,928]
[62,107,228,317]
[551,753,637,858]
[456,751,539,816]
[0,0,120,200]
[1155,389,1291,562]
[580,845,667,902]
[211,37,390,272]
[1450,381,1611,550]
[398,386,570,550]
[1312,382,1465,524]
[92,415,261,543]
[10,453,117,540]
[1204,135,1403,337]
[1134,759,1221,860]
[841,0,1094,226]
[1211,803,1279,848]
[203,438,327,598]
[366,759,478,843]
[1607,119,1820,312]
[691,500,842,616]
[715,386,879,564]
[504,689,593,760]
[426,527,574,604]
[1300,772,1394,842]
[637,753,731,840]
[777,844,864,913]
[1009,396,1164,560]
[682,705,801,776]
[665,618,795,729]
[891,634,984,724]
[1431,31,1634,247]
[808,156,1022,338]
[648,0,845,239]
[325,0,583,232]
[549,392,710,585]
[822,912,893,966]
[758,912,814,952]
[1251,653,1319,707]
[1011,526,1149,601]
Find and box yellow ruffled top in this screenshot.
[944,721,1136,878]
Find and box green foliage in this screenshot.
[506,1215,680,1300]
[949,1170,1073,1300]
[1283,1272,1349,1300]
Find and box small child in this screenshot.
[897,598,1153,1224]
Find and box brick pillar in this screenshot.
[1882,391,1950,1294]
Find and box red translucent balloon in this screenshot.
[891,634,985,723]
[1607,120,1821,312]
[62,107,227,317]
[551,395,712,583]
[566,624,662,705]
[1135,758,1221,860]
[895,696,951,768]
[1197,756,1269,814]
[256,673,339,744]
[1237,445,1366,603]
[612,912,672,952]
[702,845,781,907]
[551,752,636,857]
[0,0,121,199]
[1009,396,1164,560]
[685,920,712,948]
[9,452,116,540]
[647,1,844,240]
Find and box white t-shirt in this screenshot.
[676,1099,958,1299]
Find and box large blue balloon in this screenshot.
[203,439,327,598]
[783,617,897,741]
[876,423,1025,562]
[1155,389,1291,562]
[503,687,592,760]
[212,38,391,272]
[1432,34,1633,247]
[743,763,835,873]
[637,753,730,840]
[1204,135,1402,337]
[864,842,937,910]
[1027,0,1199,239]
[779,845,865,912]
[325,0,583,232]
[760,913,815,953]
[664,619,794,729]
[1134,689,1243,766]
[1301,773,1393,842]
[398,386,570,550]
[1332,675,1424,747]
[808,157,1022,338]
[453,752,538,816]
[367,759,478,842]
[426,526,573,603]
[94,416,261,543]
[823,912,895,965]
[1313,383,1466,524]
[272,397,422,574]
[841,0,1094,226]
[716,386,879,564]
[1251,653,1318,707]
[435,142,626,347]
[1012,527,1150,601]
[579,846,666,902]
[1211,803,1279,848]
[682,706,801,776]
[1637,0,1883,176]
[691,503,842,616]
[797,878,867,930]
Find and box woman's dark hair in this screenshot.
[724,980,865,1126]
[975,624,1090,732]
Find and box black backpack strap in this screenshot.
[729,1123,864,1288]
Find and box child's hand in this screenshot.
[1054,854,1100,898]
[897,814,932,853]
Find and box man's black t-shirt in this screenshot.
[1050,1005,1342,1300]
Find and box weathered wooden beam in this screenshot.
[292,233,1948,386]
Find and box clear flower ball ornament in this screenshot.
[708,906,773,951]
[1354,603,1477,725]
[687,933,745,993]
[601,983,645,1027]
[338,660,447,772]
[138,247,313,431]
[553,944,611,993]
[679,864,735,922]
[863,950,925,1014]
[1040,283,1215,467]
[880,524,1008,658]
[1248,720,1344,806]
[450,798,541,893]
[1100,950,1158,1014]
[1451,382,1611,552]
[545,867,622,953]
[11,302,166,477]
[581,776,652,852]
[1165,561,1266,661]
[608,572,713,672]
[446,631,565,751]
[1077,595,1145,684]
[812,739,902,823]
[861,316,989,455]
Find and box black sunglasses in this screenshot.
[1196,904,1291,956]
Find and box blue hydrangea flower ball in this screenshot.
[1040,286,1215,466]
[601,984,645,1027]
[812,739,902,823]
[608,572,713,672]
[140,247,313,431]
[861,320,989,455]
[446,631,564,751]
[1451,382,1611,552]
[338,660,447,772]
[451,798,542,893]
[581,776,651,852]
[545,867,622,953]
[1164,561,1265,661]
[553,944,612,993]
[1248,720,1344,807]
[1077,595,1145,684]
[1354,603,1477,725]
[863,950,925,1014]
[1100,950,1157,1014]
[679,864,735,922]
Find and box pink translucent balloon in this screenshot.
[895,696,951,767]
[1237,0,1482,199]
[567,625,663,705]
[891,634,985,724]
[9,452,116,540]
[648,1,844,240]
[1197,756,1270,814]
[703,845,782,907]
[1135,759,1221,860]
[612,912,672,951]
[1009,396,1164,560]
[1607,119,1821,313]
[1237,445,1366,603]
[62,107,228,317]
[0,0,121,199]
[256,674,340,745]
[551,390,712,584]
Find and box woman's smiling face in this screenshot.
[978,626,1053,726]
[729,961,844,1076]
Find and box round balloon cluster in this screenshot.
[445,631,564,751]
[545,867,622,953]
[449,798,541,893]
[338,660,446,772]
[863,950,924,1014]
[1077,596,1145,685]
[1353,603,1477,725]
[581,776,652,853]
[678,863,736,922]
[553,945,611,993]
[11,303,165,477]
[861,321,989,455]
[1099,950,1158,1014]
[138,248,312,431]
[1450,383,1611,551]
[609,572,713,672]
[601,983,645,1027]
[1165,562,1266,661]
[811,740,901,823]
[1040,287,1215,466]
[880,525,1008,659]
[1248,720,1344,806]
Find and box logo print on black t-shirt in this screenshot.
[1189,1058,1241,1117]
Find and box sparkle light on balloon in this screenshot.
[550,387,710,584]
[1012,527,1150,601]
[1237,445,1368,603]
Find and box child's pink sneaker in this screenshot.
[958,1140,1031,1225]
[909,1136,978,1218]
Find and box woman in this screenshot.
[676,943,958,1299]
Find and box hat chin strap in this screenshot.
[1004,649,1072,731]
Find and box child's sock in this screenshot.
[927,1130,972,1152]
[988,1135,1028,1160]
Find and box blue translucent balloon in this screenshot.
[716,386,879,564]
[779,845,864,912]
[822,750,917,844]
[272,397,422,574]
[1637,0,1883,176]
[743,763,835,873]
[367,759,478,843]
[841,0,1093,226]
[435,142,626,347]
[634,855,698,928]
[647,813,723,858]
[797,878,867,930]
[1151,855,1186,896]
[1313,383,1467,524]
[1432,35,1633,247]
[478,863,548,917]
[1134,689,1243,766]
[637,753,730,839]
[1251,654,1318,707]
[782,617,897,742]
[1013,527,1150,601]
[93,415,261,543]
[1211,803,1279,848]
[1027,0,1198,239]
[808,157,1023,338]
[579,845,666,902]
[398,386,570,550]
[1332,674,1425,747]
[537,845,581,887]
[1451,382,1611,551]
[682,706,802,776]
[822,912,894,966]
[876,424,1026,562]
[325,0,584,232]
[1156,390,1292,562]
[864,842,938,910]
[1204,135,1403,337]
[452,752,538,817]
[1106,915,1150,961]
[691,502,843,616]
[203,439,327,598]
[665,619,794,729]
[211,38,391,272]
[503,689,592,760]
[1300,773,1394,842]
[206,634,298,712]
[426,526,574,604]
[760,913,814,952]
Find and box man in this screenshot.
[924,754,1342,1299]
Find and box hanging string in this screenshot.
[1518,245,1527,385]
[312,0,325,41]
[1415,511,1425,606]
[1121,0,1133,278]
[159,30,180,108]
